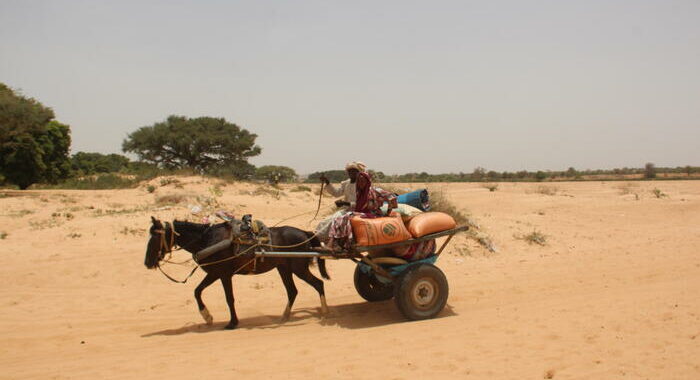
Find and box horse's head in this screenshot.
[145,216,172,269]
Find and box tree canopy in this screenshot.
[254,165,297,184]
[71,152,131,175]
[122,115,261,178]
[0,84,72,189]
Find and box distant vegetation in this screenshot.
[1,82,697,190]
[305,166,699,184]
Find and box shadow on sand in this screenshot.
[141,301,457,337]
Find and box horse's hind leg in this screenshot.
[194,273,218,325]
[220,275,239,329]
[276,266,298,322]
[292,260,329,316]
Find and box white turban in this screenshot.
[345,161,367,172]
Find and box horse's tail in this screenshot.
[317,258,330,280]
[305,231,330,280]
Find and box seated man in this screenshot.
[316,162,398,249]
[319,161,365,209]
[316,161,366,244]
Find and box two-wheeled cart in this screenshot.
[255,226,468,320]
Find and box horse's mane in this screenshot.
[173,220,228,234]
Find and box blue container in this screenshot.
[397,189,430,211]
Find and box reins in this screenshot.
[154,222,321,284]
[310,181,324,222]
[154,181,330,284]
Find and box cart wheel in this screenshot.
[394,263,448,320]
[353,265,394,302]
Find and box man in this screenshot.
[319,161,367,209]
[316,161,367,244]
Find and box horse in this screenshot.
[144,216,330,330]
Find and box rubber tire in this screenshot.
[353,265,394,302]
[394,263,449,320]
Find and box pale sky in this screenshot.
[1,0,699,174]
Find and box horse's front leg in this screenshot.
[194,273,218,325]
[220,275,239,329]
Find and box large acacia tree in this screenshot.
[122,115,261,177]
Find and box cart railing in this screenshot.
[254,225,469,260]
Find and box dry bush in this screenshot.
[2,209,34,217]
[290,185,312,192]
[518,230,547,245]
[534,185,558,196]
[617,182,639,195]
[29,218,63,230]
[428,190,469,225]
[155,194,188,206]
[0,231,7,239]
[427,190,497,253]
[252,185,284,198]
[159,178,181,187]
[120,226,146,236]
[93,205,149,217]
[482,183,499,192]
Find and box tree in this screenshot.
[122,115,261,176]
[644,162,656,179]
[38,121,72,184]
[471,167,486,181]
[305,170,347,183]
[0,84,72,189]
[0,83,54,146]
[565,167,578,178]
[255,165,297,184]
[71,152,131,175]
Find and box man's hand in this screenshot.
[335,200,350,208]
[319,174,330,185]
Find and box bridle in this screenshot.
[151,222,200,284]
[151,222,177,261]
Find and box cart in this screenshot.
[254,225,469,321]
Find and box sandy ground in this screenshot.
[1,178,698,379]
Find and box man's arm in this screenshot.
[324,181,345,197]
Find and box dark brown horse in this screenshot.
[144,216,329,329]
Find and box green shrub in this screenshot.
[651,188,667,198]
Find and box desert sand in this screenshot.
[1,178,698,379]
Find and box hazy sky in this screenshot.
[1,0,699,174]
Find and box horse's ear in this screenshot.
[151,216,157,224]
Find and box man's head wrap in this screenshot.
[345,161,367,172]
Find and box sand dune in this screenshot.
[1,179,698,379]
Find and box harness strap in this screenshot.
[157,264,198,284]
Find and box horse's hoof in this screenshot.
[280,305,291,322]
[224,323,238,330]
[199,307,214,325]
